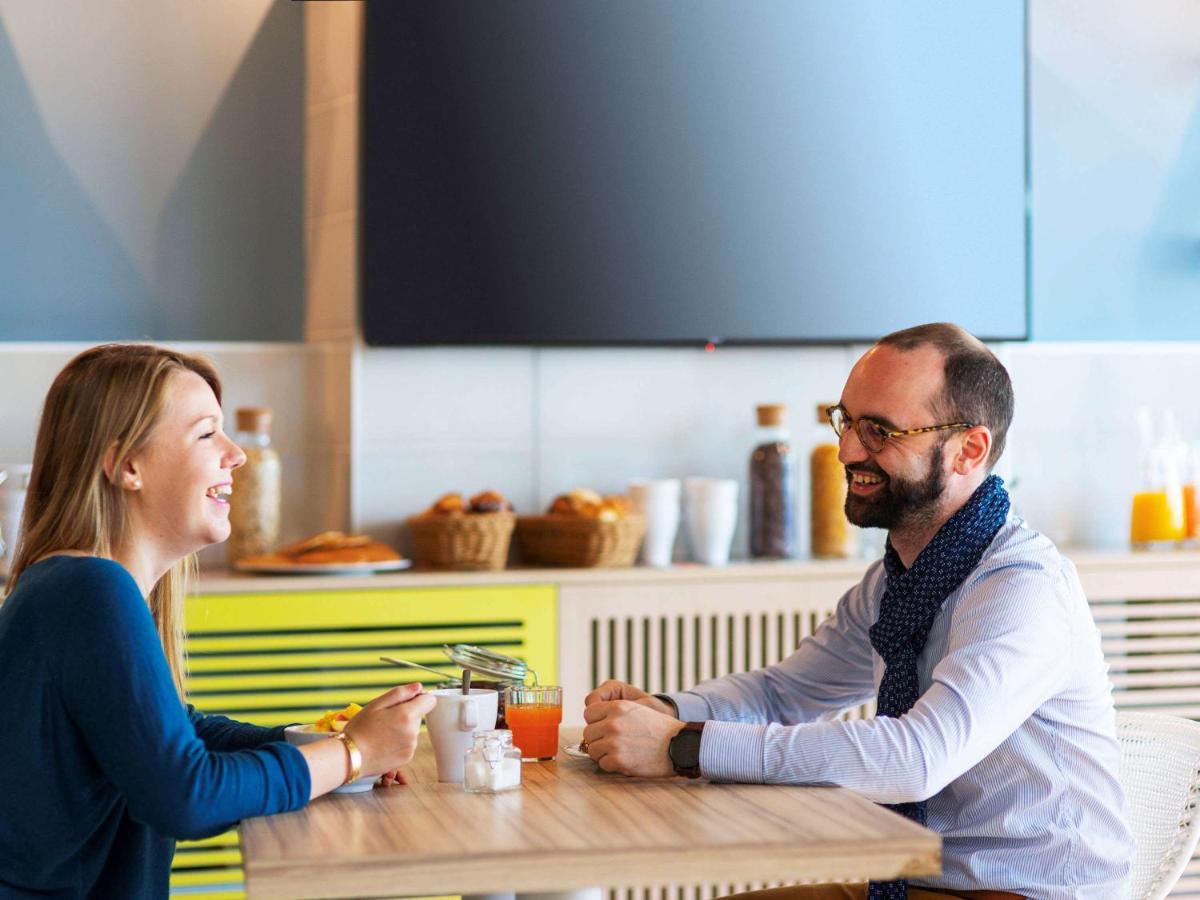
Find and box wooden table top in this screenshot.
[239,730,940,899]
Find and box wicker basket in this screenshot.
[514,514,646,568]
[406,512,515,571]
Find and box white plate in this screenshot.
[233,558,412,576]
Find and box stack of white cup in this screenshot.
[628,479,681,567]
[628,476,739,567]
[682,477,739,566]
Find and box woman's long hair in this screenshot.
[4,344,223,700]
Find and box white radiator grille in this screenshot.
[591,609,831,696]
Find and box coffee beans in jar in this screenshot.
[749,404,796,559]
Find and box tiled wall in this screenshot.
[1,339,1195,565]
[1004,342,1200,550]
[352,341,1200,559]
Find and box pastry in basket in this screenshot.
[547,488,629,521]
[407,491,516,570]
[424,492,466,517]
[421,490,514,516]
[468,490,514,513]
[240,531,402,566]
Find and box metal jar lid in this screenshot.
[443,643,536,684]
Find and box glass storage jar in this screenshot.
[228,407,281,564]
[463,729,522,793]
[749,404,796,559]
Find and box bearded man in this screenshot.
[582,323,1133,900]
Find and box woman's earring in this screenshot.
[131,478,142,490]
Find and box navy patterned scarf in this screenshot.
[866,474,1010,900]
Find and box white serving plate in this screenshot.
[233,558,412,576]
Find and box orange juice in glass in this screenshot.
[504,685,562,761]
[1130,489,1186,548]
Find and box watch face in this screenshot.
[670,727,702,770]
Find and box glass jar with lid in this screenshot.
[442,644,535,728]
[749,403,797,559]
[811,403,856,559]
[228,407,281,564]
[463,729,522,793]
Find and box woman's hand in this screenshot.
[377,769,409,786]
[346,683,437,777]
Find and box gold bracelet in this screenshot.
[333,732,363,785]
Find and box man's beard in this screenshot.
[844,440,947,531]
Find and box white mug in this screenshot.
[628,478,681,567]
[683,477,739,566]
[424,689,498,783]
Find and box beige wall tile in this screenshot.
[305,214,358,341]
[305,1,363,111]
[304,339,353,453]
[306,97,359,223]
[357,348,535,451]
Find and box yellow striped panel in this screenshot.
[187,585,554,634]
[172,831,241,899]
[179,832,239,849]
[170,869,241,887]
[170,848,241,869]
[186,648,519,673]
[173,585,557,898]
[188,626,526,653]
[189,668,455,691]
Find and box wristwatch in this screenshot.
[668,721,705,778]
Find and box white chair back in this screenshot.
[1116,711,1200,900]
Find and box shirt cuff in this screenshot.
[664,691,713,723]
[698,720,768,783]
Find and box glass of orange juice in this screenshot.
[504,685,563,761]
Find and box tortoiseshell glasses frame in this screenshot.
[825,404,975,454]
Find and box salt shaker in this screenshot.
[463,729,522,794]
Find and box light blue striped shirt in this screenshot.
[668,516,1134,899]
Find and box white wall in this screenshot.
[352,342,1198,558]
[0,0,305,340]
[1030,0,1200,339]
[0,339,1192,565]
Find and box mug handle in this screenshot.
[459,697,478,731]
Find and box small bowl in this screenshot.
[284,724,377,794]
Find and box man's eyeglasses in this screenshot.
[825,404,974,454]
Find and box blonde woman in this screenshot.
[0,344,435,897]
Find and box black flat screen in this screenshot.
[363,2,1027,345]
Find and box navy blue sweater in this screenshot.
[0,557,310,897]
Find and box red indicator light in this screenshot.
[704,342,716,353]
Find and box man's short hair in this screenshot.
[876,322,1014,467]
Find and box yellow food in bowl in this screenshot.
[313,702,363,733]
